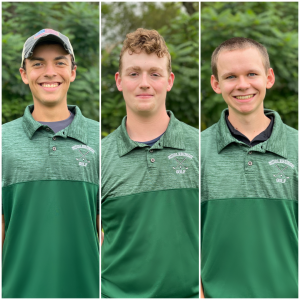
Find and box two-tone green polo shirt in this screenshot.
[2,105,99,298]
[201,109,298,298]
[101,111,199,298]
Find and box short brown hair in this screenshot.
[211,37,270,81]
[119,28,171,74]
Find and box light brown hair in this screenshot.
[119,28,171,74]
[211,37,270,81]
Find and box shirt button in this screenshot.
[46,128,50,131]
[52,137,56,141]
[249,151,252,154]
[149,150,153,153]
[52,146,57,151]
[248,161,253,166]
[150,158,155,163]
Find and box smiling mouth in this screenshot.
[39,83,61,88]
[234,94,255,100]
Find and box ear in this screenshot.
[70,65,77,82]
[19,67,29,85]
[167,72,175,92]
[266,68,275,89]
[115,72,122,91]
[211,75,222,94]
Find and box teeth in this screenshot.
[41,83,59,88]
[235,94,254,100]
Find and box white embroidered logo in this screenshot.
[168,152,193,174]
[269,159,294,183]
[72,145,95,167]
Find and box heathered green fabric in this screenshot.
[2,105,99,298]
[101,111,199,298]
[201,109,298,298]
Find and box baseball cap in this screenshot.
[21,29,75,67]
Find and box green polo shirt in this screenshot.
[101,111,199,298]
[201,109,298,298]
[2,105,99,298]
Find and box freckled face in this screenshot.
[115,50,174,116]
[20,44,76,107]
[211,47,275,116]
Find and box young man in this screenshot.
[2,29,99,298]
[201,37,298,298]
[101,28,199,298]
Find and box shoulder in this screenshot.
[284,123,298,138]
[101,127,120,155]
[2,117,24,141]
[84,117,99,142]
[85,117,99,132]
[201,123,218,148]
[201,123,218,139]
[180,121,199,139]
[284,123,298,153]
[2,117,23,132]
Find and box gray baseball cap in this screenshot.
[21,29,75,67]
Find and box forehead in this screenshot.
[121,50,168,72]
[217,47,265,73]
[31,43,69,57]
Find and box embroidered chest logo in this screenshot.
[269,159,294,183]
[168,152,193,174]
[72,145,95,167]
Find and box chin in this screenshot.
[135,104,156,113]
[39,99,64,107]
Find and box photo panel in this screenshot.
[201,2,298,298]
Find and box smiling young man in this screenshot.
[101,28,199,298]
[201,37,298,298]
[2,29,99,298]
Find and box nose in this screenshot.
[44,63,57,78]
[139,73,150,90]
[236,76,250,90]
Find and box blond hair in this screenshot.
[119,28,171,74]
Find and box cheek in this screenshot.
[121,79,138,93]
[220,83,233,96]
[152,80,168,93]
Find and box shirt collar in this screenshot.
[22,105,88,144]
[117,111,185,157]
[216,108,287,158]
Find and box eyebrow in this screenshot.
[221,69,261,79]
[125,66,164,72]
[28,56,69,62]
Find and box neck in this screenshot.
[228,108,270,142]
[126,109,170,142]
[32,101,70,122]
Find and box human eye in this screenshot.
[33,62,42,67]
[248,73,257,77]
[151,73,160,77]
[129,72,138,77]
[57,61,66,66]
[226,75,236,79]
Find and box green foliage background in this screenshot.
[2,2,99,124]
[201,2,298,131]
[101,2,199,138]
